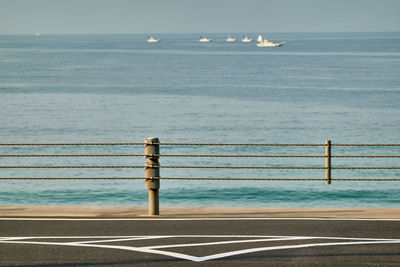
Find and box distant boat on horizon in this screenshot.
[34,33,40,36]
[241,35,253,43]
[256,34,285,47]
[226,35,236,42]
[147,36,160,43]
[199,36,212,42]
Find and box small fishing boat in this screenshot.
[147,36,160,43]
[199,36,212,42]
[241,35,253,42]
[226,35,236,42]
[256,34,285,47]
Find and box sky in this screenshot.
[0,0,399,34]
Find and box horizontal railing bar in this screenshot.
[1,165,398,169]
[0,177,145,180]
[332,179,400,181]
[332,167,400,169]
[162,143,400,146]
[0,154,145,157]
[0,154,325,158]
[162,178,400,181]
[332,155,400,158]
[0,177,399,181]
[0,143,144,146]
[0,166,143,168]
[0,143,399,147]
[332,144,400,146]
[161,154,325,158]
[160,166,325,169]
[158,177,325,180]
[160,166,400,169]
[162,155,400,158]
[160,143,324,146]
[0,154,399,158]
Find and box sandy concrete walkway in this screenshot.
[1,206,400,219]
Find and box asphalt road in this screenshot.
[1,218,400,266]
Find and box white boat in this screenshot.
[199,36,212,42]
[34,33,40,36]
[226,35,236,42]
[256,34,285,47]
[241,35,253,42]
[147,36,160,43]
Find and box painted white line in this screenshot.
[142,235,400,250]
[0,240,199,262]
[0,236,143,239]
[71,236,174,244]
[196,240,400,262]
[143,237,316,250]
[1,217,400,221]
[1,236,400,262]
[1,235,398,242]
[0,237,34,241]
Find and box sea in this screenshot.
[0,32,399,207]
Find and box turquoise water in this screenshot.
[0,32,399,207]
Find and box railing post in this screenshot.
[144,137,160,215]
[325,140,331,184]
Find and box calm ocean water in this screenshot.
[0,32,399,207]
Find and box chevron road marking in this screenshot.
[1,235,400,262]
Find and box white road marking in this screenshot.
[70,236,174,244]
[0,240,199,262]
[0,237,34,241]
[0,236,144,240]
[143,237,316,249]
[197,240,400,262]
[2,235,397,241]
[1,235,399,262]
[1,217,400,221]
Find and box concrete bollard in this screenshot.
[144,137,160,215]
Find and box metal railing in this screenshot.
[1,137,399,215]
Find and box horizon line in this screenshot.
[1,31,400,35]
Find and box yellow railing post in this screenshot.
[144,137,160,215]
[325,140,331,184]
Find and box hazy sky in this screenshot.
[0,0,399,34]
